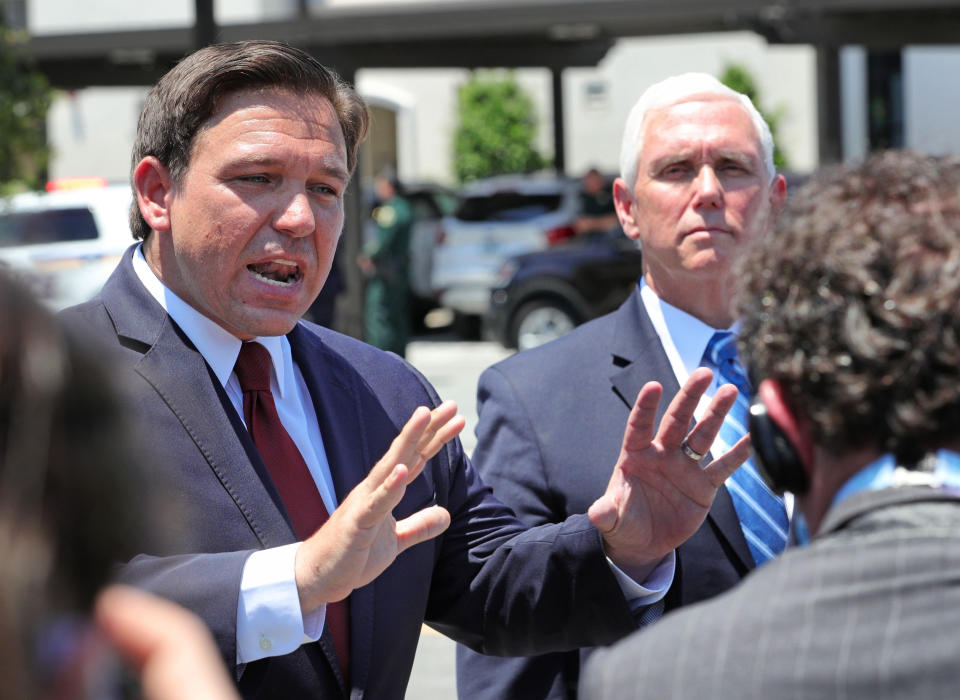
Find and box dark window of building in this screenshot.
[867,50,904,150]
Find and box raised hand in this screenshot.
[588,367,751,581]
[295,400,465,611]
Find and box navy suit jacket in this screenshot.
[62,248,639,699]
[456,287,755,699]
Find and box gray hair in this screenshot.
[618,72,775,188]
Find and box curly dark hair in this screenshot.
[737,150,960,464]
[129,40,370,240]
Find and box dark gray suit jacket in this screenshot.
[581,486,960,699]
[62,247,640,699]
[456,288,755,699]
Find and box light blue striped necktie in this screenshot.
[702,331,789,566]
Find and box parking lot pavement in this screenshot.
[407,335,514,458]
[402,336,513,699]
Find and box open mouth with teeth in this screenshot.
[247,259,303,287]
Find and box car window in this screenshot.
[432,191,460,216]
[0,208,99,247]
[455,193,563,222]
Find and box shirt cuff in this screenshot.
[607,550,675,613]
[236,543,326,664]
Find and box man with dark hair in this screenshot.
[63,41,750,699]
[574,167,618,236]
[457,72,788,700]
[581,150,960,699]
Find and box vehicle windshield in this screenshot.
[0,208,99,247]
[455,193,563,222]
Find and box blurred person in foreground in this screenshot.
[574,167,619,236]
[457,72,788,699]
[357,168,413,356]
[0,270,236,700]
[581,150,960,699]
[60,41,751,699]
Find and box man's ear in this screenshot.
[757,378,814,473]
[133,156,174,233]
[612,177,641,242]
[769,173,788,216]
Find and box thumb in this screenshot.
[588,496,618,534]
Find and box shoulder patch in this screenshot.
[374,205,397,227]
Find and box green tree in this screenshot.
[719,63,789,170]
[453,71,546,183]
[0,25,53,194]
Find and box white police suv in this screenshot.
[0,179,133,309]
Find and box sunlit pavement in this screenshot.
[403,334,514,699]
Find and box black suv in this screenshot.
[486,226,643,350]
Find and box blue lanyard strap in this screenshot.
[832,450,960,507]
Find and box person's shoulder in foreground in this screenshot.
[581,150,960,699]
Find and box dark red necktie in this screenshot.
[234,341,350,681]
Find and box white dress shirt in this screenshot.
[132,248,327,663]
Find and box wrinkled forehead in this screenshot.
[204,87,343,135]
[641,96,763,159]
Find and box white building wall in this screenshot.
[840,46,869,162]
[33,0,818,186]
[47,87,147,182]
[904,46,960,155]
[564,32,818,178]
[357,68,470,184]
[362,32,818,184]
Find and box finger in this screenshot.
[587,495,618,534]
[409,401,465,474]
[368,406,432,486]
[656,367,715,447]
[680,383,739,456]
[702,434,752,487]
[95,586,238,700]
[355,463,411,527]
[395,505,451,552]
[620,381,664,453]
[413,416,465,474]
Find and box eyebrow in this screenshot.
[647,149,759,172]
[227,154,350,183]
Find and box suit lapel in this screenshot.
[103,248,296,547]
[290,325,375,696]
[606,289,754,571]
[104,250,355,694]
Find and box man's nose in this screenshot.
[693,166,723,208]
[274,191,316,237]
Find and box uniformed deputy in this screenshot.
[574,167,618,236]
[357,170,414,357]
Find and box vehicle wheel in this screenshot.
[510,299,579,351]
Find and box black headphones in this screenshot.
[748,395,809,495]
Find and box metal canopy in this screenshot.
[23,0,960,90]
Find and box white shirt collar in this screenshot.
[132,246,290,396]
[638,279,734,379]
